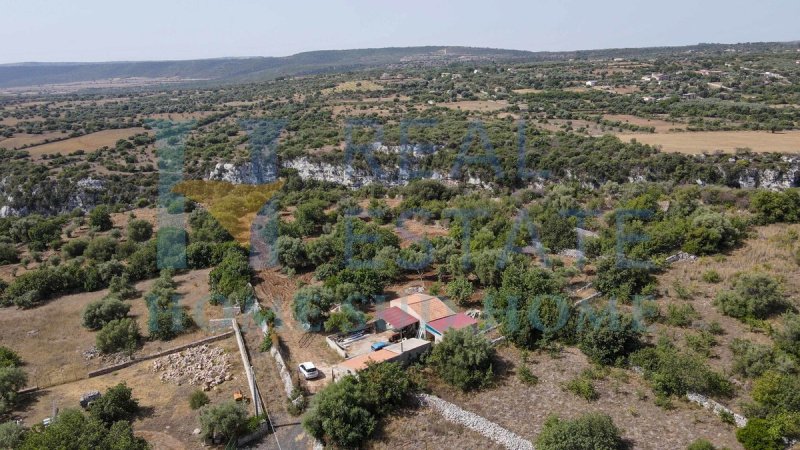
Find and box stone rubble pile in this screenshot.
[151,345,232,390]
[417,393,534,450]
[666,251,698,264]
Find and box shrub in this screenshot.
[82,297,131,330]
[0,367,27,415]
[563,376,599,401]
[189,390,210,410]
[0,421,25,449]
[89,205,113,231]
[292,285,335,329]
[730,339,778,378]
[303,362,415,448]
[0,346,22,368]
[518,365,539,385]
[0,244,18,265]
[259,334,273,352]
[736,418,783,450]
[536,413,624,450]
[687,439,718,450]
[702,270,722,284]
[750,189,800,224]
[275,236,308,270]
[428,328,495,391]
[630,340,732,398]
[19,409,147,450]
[62,238,89,259]
[96,318,140,354]
[446,276,474,305]
[714,274,786,320]
[89,383,139,425]
[683,210,741,255]
[665,303,700,327]
[108,274,137,300]
[84,237,119,262]
[126,220,153,243]
[323,304,366,333]
[594,256,655,301]
[199,401,249,441]
[775,312,800,360]
[578,310,641,366]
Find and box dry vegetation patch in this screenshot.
[618,130,800,154]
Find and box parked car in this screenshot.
[79,390,101,409]
[371,341,390,351]
[299,362,319,380]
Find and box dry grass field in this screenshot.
[0,268,218,388]
[0,131,69,149]
[370,407,505,450]
[438,100,510,112]
[20,128,151,156]
[430,345,743,450]
[16,338,242,450]
[323,80,384,94]
[604,114,684,133]
[618,130,800,154]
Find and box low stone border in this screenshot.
[686,393,748,428]
[87,331,234,378]
[418,393,534,450]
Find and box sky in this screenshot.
[1,0,798,64]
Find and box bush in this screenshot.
[518,365,539,385]
[189,390,210,410]
[0,420,25,449]
[563,376,599,401]
[750,189,800,224]
[630,340,732,398]
[578,310,641,366]
[0,367,27,415]
[126,220,153,243]
[275,235,308,270]
[96,318,140,354]
[259,334,273,352]
[736,418,783,450]
[303,362,415,448]
[446,276,474,305]
[62,238,89,259]
[730,339,778,378]
[84,237,119,262]
[20,409,147,450]
[0,244,18,265]
[323,304,367,333]
[775,312,800,360]
[687,439,718,450]
[89,383,139,425]
[429,328,495,391]
[293,285,335,330]
[536,413,624,450]
[683,210,741,255]
[199,401,248,441]
[108,274,137,300]
[702,270,722,284]
[89,205,113,231]
[714,274,786,320]
[82,297,131,330]
[0,346,22,368]
[594,256,655,301]
[665,303,700,327]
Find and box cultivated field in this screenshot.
[603,114,684,133]
[438,100,510,112]
[21,128,151,156]
[618,130,800,154]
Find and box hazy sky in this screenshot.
[2,0,798,63]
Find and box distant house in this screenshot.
[585,80,598,87]
[338,338,431,374]
[389,293,479,342]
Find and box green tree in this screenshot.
[20,409,147,450]
[0,367,27,415]
[84,237,119,262]
[127,219,153,243]
[683,210,741,255]
[324,304,367,333]
[0,244,18,265]
[536,413,624,450]
[89,205,113,232]
[0,420,25,449]
[96,318,140,354]
[736,418,783,450]
[109,274,137,300]
[198,401,248,442]
[89,383,139,426]
[83,297,131,330]
[0,346,21,368]
[446,276,474,305]
[539,212,578,253]
[275,235,308,270]
[578,310,641,366]
[293,285,335,329]
[302,376,377,448]
[428,328,495,391]
[62,239,89,259]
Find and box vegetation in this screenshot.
[536,413,624,450]
[89,383,140,426]
[714,274,786,321]
[198,401,248,442]
[303,362,416,448]
[428,328,495,391]
[96,318,140,354]
[20,409,147,450]
[82,296,131,330]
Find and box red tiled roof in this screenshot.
[426,312,478,335]
[376,306,419,329]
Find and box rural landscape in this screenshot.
[2,6,800,450]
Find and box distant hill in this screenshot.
[0,42,797,89]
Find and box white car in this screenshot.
[299,362,319,380]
